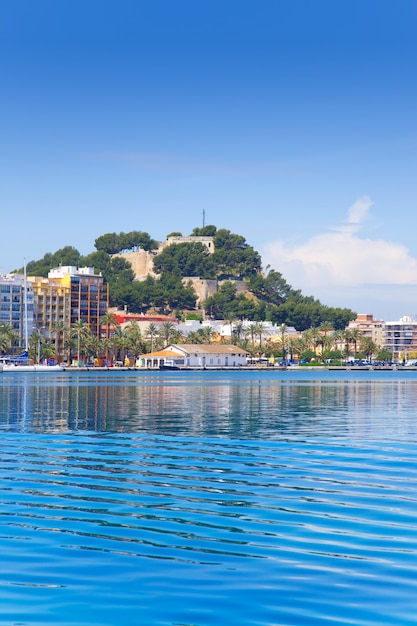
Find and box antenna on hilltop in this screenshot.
[202,209,205,228]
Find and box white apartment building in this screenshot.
[384,316,417,360]
[0,273,35,350]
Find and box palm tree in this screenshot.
[146,323,159,353]
[247,322,257,348]
[124,321,146,360]
[316,322,334,359]
[0,322,19,355]
[64,336,77,366]
[0,333,9,355]
[289,336,305,363]
[329,329,346,360]
[71,320,90,364]
[347,328,361,359]
[84,334,104,364]
[231,321,245,344]
[275,324,289,362]
[100,312,120,341]
[252,321,269,353]
[200,325,215,343]
[100,312,121,360]
[102,336,117,364]
[159,322,177,347]
[302,327,321,356]
[106,324,127,363]
[359,336,377,362]
[187,330,205,344]
[319,321,334,336]
[170,329,184,344]
[340,329,352,360]
[51,320,68,363]
[222,316,237,344]
[28,329,43,363]
[41,342,57,362]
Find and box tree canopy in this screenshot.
[25,246,82,276]
[191,225,217,236]
[22,224,356,328]
[153,242,214,278]
[211,228,262,279]
[94,231,158,254]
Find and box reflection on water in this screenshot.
[1,371,417,625]
[1,371,417,440]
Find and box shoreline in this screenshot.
[3,365,417,373]
[59,365,417,372]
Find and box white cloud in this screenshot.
[263,198,417,289]
[347,195,372,226]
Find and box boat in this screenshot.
[0,355,63,372]
[0,363,64,372]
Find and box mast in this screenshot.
[23,258,28,350]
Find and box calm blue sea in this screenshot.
[1,369,417,625]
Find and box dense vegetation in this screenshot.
[94,231,158,254]
[0,317,390,365]
[22,226,356,331]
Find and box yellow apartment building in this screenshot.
[28,266,109,358]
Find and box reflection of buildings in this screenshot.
[1,375,417,441]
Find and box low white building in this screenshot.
[137,344,249,369]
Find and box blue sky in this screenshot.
[1,0,417,319]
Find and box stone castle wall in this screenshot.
[115,249,158,280]
[114,244,248,308]
[183,277,249,306]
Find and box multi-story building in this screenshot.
[28,266,109,356]
[384,316,417,361]
[347,314,385,347]
[0,273,34,351]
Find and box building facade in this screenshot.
[111,311,178,333]
[164,235,215,253]
[138,344,249,368]
[384,316,417,361]
[348,314,385,347]
[0,273,35,351]
[28,266,108,356]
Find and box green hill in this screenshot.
[23,226,355,331]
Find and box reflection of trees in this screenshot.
[1,376,416,439]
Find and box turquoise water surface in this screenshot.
[1,369,417,625]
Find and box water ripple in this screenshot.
[1,432,417,625]
[1,372,417,624]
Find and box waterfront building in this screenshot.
[0,273,34,351]
[384,316,417,361]
[348,314,385,347]
[137,344,249,368]
[28,266,108,356]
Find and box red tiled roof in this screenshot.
[139,348,183,358]
[114,313,178,324]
